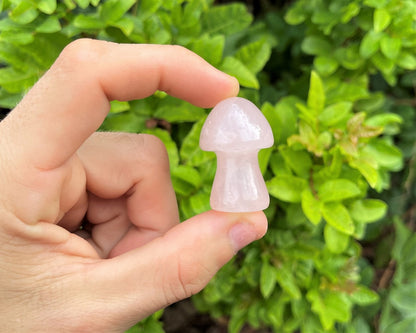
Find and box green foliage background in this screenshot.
[0,0,415,332]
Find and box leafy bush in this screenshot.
[0,0,415,332]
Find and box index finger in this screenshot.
[0,39,239,170]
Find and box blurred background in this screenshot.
[0,1,415,332]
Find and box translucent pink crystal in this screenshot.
[200,97,274,212]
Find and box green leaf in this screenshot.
[372,52,395,75]
[401,232,416,268]
[314,56,339,76]
[191,34,224,66]
[139,0,163,18]
[37,0,57,14]
[185,191,211,216]
[0,31,34,45]
[270,152,292,177]
[74,0,90,9]
[301,189,322,225]
[349,199,387,223]
[14,34,68,69]
[280,148,312,178]
[397,51,416,70]
[362,140,403,171]
[259,147,273,175]
[0,89,22,109]
[275,265,301,299]
[318,179,361,202]
[364,0,389,8]
[111,17,134,36]
[336,45,364,70]
[128,311,165,333]
[355,92,385,112]
[228,306,246,333]
[262,97,299,145]
[261,102,280,145]
[318,101,353,127]
[9,1,39,24]
[0,17,20,32]
[321,202,355,235]
[389,282,416,313]
[0,67,38,93]
[36,16,61,33]
[267,175,308,203]
[341,2,361,23]
[324,224,350,254]
[260,261,277,299]
[350,286,379,305]
[307,71,325,112]
[154,101,205,123]
[145,19,171,44]
[296,103,317,132]
[284,1,306,25]
[73,14,105,29]
[101,112,146,133]
[307,289,352,330]
[350,157,379,188]
[383,317,416,333]
[359,30,381,58]
[171,165,201,196]
[220,57,259,89]
[144,128,179,169]
[100,0,136,23]
[374,8,391,32]
[63,0,77,10]
[392,218,413,262]
[202,3,252,35]
[109,100,130,113]
[380,35,402,60]
[301,36,332,56]
[235,39,271,74]
[180,118,215,166]
[365,113,403,128]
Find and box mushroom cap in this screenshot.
[200,97,274,152]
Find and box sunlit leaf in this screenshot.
[235,39,271,74]
[37,0,57,14]
[374,8,391,32]
[267,175,308,203]
[349,199,387,223]
[324,224,349,253]
[307,71,325,112]
[321,202,355,235]
[301,189,322,225]
[318,179,361,202]
[220,57,259,89]
[202,3,252,35]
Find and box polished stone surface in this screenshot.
[200,97,273,212]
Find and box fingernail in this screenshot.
[229,223,257,253]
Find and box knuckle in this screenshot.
[163,252,210,304]
[169,44,189,54]
[55,38,107,70]
[139,134,170,171]
[107,132,170,173]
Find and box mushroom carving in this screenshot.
[200,97,274,212]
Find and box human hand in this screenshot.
[0,39,267,332]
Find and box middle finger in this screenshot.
[77,132,180,256]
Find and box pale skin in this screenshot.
[0,39,268,332]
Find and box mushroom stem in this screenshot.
[210,151,270,212]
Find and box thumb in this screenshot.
[87,210,267,330]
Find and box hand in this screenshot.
[0,39,267,332]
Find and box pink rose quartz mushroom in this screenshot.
[200,97,274,212]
